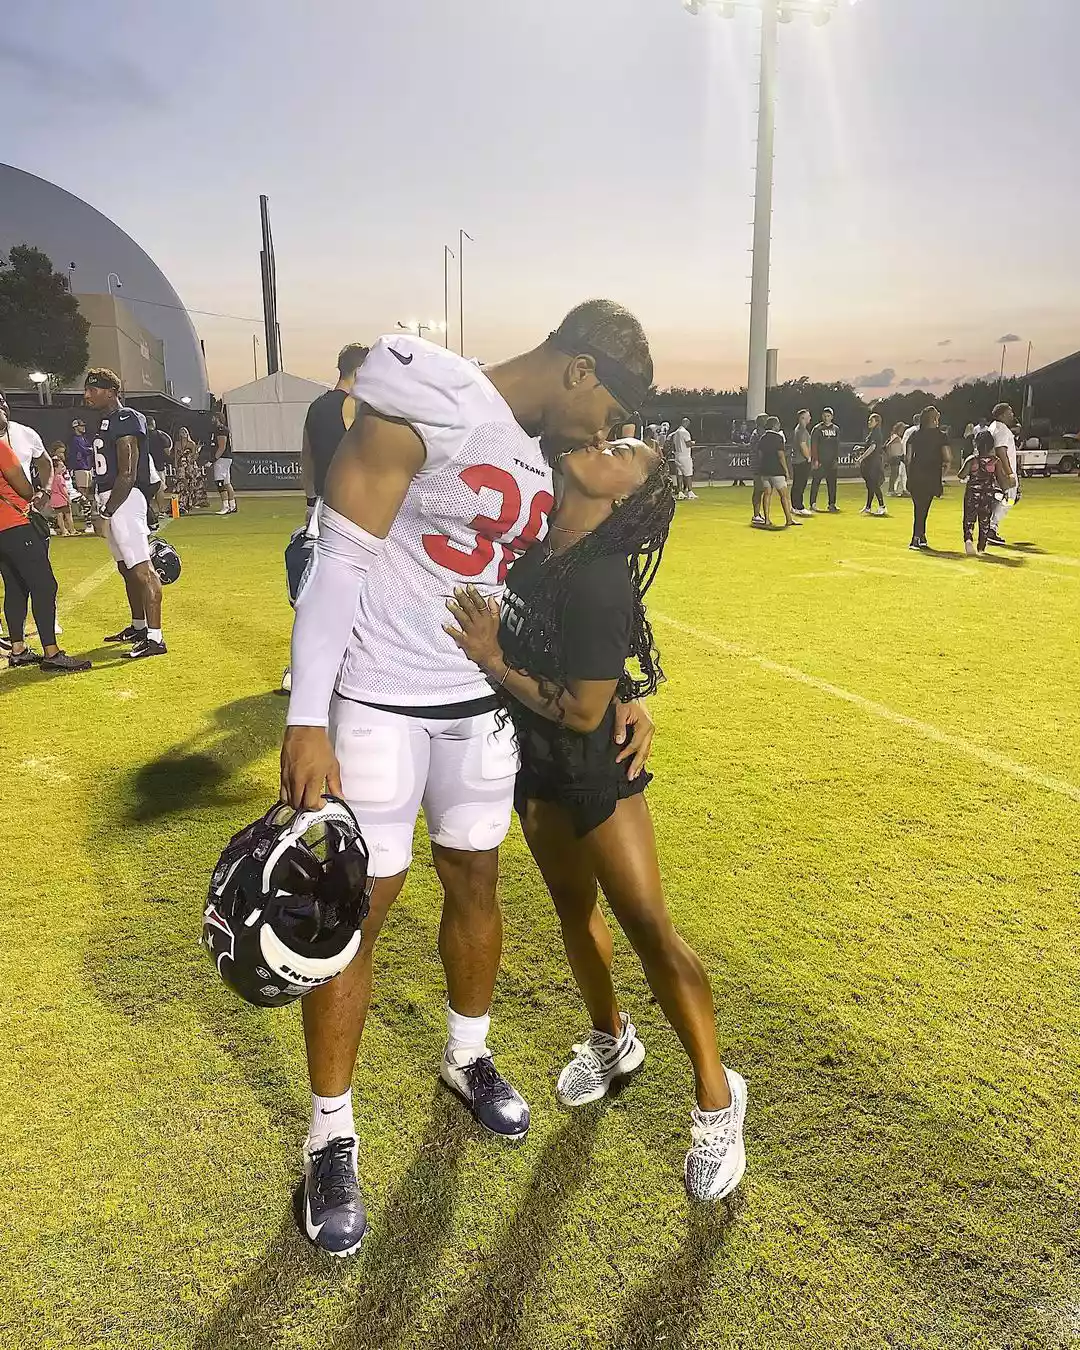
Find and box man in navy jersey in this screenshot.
[83,369,166,659]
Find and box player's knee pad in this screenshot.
[357,823,414,879]
[430,799,513,855]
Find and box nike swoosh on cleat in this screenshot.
[389,348,414,365]
[305,1197,326,1240]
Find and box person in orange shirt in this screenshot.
[0,411,91,673]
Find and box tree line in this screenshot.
[648,373,1078,437]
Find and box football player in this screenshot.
[83,369,167,659]
[280,300,655,1255]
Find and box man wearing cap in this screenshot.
[66,418,97,532]
[810,407,842,513]
[83,368,167,659]
[277,300,657,1256]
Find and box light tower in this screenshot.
[681,0,854,419]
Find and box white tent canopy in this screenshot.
[222,371,328,456]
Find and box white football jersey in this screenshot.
[337,335,554,707]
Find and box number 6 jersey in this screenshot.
[337,335,554,709]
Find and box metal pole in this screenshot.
[459,230,473,356]
[444,245,455,349]
[747,0,779,422]
[252,334,259,380]
[997,343,1007,399]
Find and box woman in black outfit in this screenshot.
[905,405,951,550]
[445,439,747,1204]
[856,412,887,515]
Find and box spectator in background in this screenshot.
[48,446,75,536]
[987,402,1019,546]
[755,416,799,529]
[886,422,907,497]
[67,418,96,532]
[809,408,841,513]
[671,417,696,500]
[146,417,173,513]
[0,391,53,502]
[856,412,888,516]
[302,343,369,521]
[211,417,236,516]
[905,406,951,550]
[0,404,90,671]
[959,428,1014,555]
[790,410,813,516]
[175,427,201,515]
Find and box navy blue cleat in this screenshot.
[301,1135,367,1257]
[440,1048,530,1141]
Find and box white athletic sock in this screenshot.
[147,628,163,643]
[446,1005,491,1062]
[133,618,147,631]
[308,1089,355,1147]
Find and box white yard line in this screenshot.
[654,613,1080,805]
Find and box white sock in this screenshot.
[147,628,162,643]
[446,1005,491,1062]
[133,618,147,631]
[308,1089,355,1147]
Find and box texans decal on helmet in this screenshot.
[201,798,372,1009]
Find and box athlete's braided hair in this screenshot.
[505,460,676,726]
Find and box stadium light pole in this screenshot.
[680,0,856,420]
[107,272,122,296]
[459,229,474,357]
[443,245,456,348]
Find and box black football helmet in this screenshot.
[150,537,181,585]
[202,798,371,1009]
[285,526,315,608]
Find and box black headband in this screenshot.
[85,375,120,391]
[548,331,648,418]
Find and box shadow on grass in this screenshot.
[607,1204,739,1350]
[623,988,1080,1348]
[191,1092,468,1350]
[124,690,283,822]
[417,1112,601,1350]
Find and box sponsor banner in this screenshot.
[230,444,872,490]
[231,451,303,490]
[690,444,869,481]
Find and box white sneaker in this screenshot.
[684,1067,748,1202]
[860,507,872,515]
[216,507,230,515]
[965,539,976,556]
[281,666,292,692]
[555,1014,646,1107]
[687,491,699,500]
[676,492,686,501]
[796,508,813,518]
[874,507,888,517]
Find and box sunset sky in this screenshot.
[6,0,1078,396]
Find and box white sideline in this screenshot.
[654,613,1080,805]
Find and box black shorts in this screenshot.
[514,766,651,838]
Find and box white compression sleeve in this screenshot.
[286,505,386,728]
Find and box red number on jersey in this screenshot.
[422,464,523,577]
[497,490,554,581]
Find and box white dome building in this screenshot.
[0,163,210,409]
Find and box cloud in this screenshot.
[0,40,166,108]
[941,358,967,365]
[899,376,949,388]
[853,367,896,389]
[996,333,1022,344]
[938,339,953,347]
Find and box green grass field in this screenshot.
[2,480,1079,1350]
